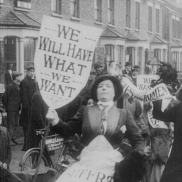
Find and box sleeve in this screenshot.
[20,80,29,110]
[51,106,84,138]
[125,110,145,152]
[153,100,177,123]
[31,93,46,129]
[5,130,12,166]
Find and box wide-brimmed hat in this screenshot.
[125,62,131,66]
[90,75,123,102]
[26,65,35,71]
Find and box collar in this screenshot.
[97,101,114,107]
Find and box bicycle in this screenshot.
[19,128,79,174]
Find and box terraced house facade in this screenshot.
[0,0,182,82]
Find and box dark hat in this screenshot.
[90,75,123,102]
[12,71,22,77]
[94,62,102,69]
[26,65,35,71]
[134,65,140,69]
[125,62,131,66]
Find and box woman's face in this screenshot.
[97,80,115,102]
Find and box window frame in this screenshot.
[135,2,140,30]
[126,0,131,28]
[108,0,114,25]
[156,8,160,33]
[148,6,153,32]
[52,0,62,15]
[95,0,102,22]
[71,0,79,18]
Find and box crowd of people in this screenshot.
[0,61,182,182]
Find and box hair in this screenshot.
[91,77,122,102]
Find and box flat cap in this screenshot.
[26,65,35,71]
[12,71,22,77]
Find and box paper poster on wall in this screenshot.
[34,15,103,109]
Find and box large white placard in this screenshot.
[34,15,103,109]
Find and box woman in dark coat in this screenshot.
[152,87,182,182]
[46,75,144,152]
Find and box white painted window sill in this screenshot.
[108,24,116,28]
[70,16,81,21]
[125,27,132,31]
[135,29,141,32]
[51,13,63,18]
[14,7,31,12]
[94,21,103,26]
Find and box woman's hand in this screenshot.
[46,108,59,126]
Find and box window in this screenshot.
[16,0,31,9]
[105,45,114,62]
[71,0,79,18]
[172,19,177,39]
[135,2,140,30]
[148,6,152,32]
[156,8,159,33]
[177,20,180,39]
[108,0,114,25]
[95,0,102,22]
[126,0,131,28]
[52,0,62,15]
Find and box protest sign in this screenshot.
[122,77,172,103]
[34,15,103,109]
[137,75,159,91]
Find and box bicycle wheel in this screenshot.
[20,148,52,171]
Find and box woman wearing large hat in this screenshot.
[47,75,144,152]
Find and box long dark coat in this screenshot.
[19,75,37,127]
[52,105,144,151]
[26,91,47,150]
[3,82,21,112]
[153,102,182,182]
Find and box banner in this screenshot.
[137,75,159,91]
[122,77,172,103]
[34,15,103,109]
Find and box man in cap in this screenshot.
[20,65,38,151]
[3,71,22,146]
[94,62,104,77]
[133,65,140,73]
[122,62,132,77]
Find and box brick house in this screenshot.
[0,0,181,82]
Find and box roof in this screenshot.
[101,27,126,39]
[0,11,40,28]
[125,31,146,41]
[171,40,182,47]
[151,35,169,44]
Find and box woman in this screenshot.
[46,75,144,152]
